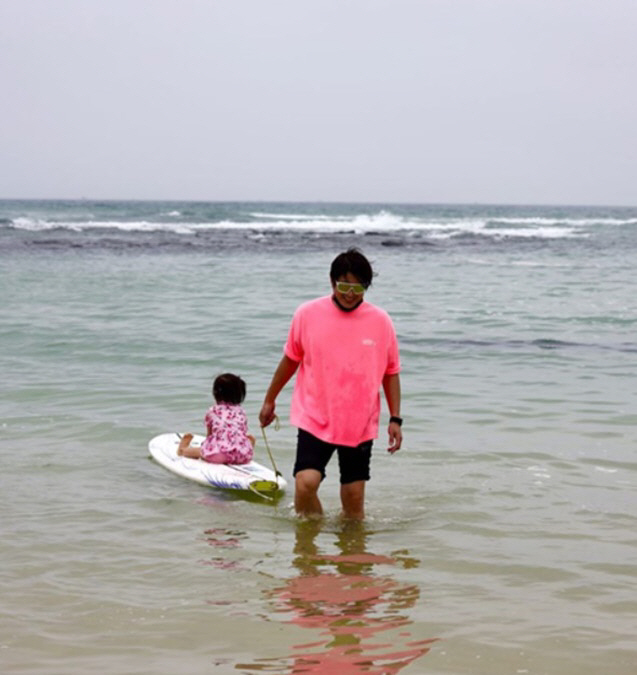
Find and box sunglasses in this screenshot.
[335,281,366,294]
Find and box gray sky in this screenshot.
[1,0,636,205]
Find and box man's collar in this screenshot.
[331,294,364,313]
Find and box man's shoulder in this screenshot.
[294,295,332,316]
[359,300,394,323]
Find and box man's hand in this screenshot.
[387,421,402,454]
[259,401,276,428]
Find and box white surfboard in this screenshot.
[148,432,286,498]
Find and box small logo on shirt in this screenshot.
[362,338,376,346]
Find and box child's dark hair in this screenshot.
[212,373,246,405]
[330,247,375,288]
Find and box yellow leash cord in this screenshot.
[260,415,283,483]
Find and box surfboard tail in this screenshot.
[248,479,282,500]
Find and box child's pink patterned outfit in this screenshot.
[200,403,253,465]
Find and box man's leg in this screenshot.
[295,468,323,518]
[340,480,366,520]
[337,441,371,520]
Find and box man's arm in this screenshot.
[382,372,402,453]
[259,354,299,427]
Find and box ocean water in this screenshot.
[1,199,636,674]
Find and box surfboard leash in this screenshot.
[260,415,283,484]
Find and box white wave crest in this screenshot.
[489,216,637,227]
[7,210,622,240]
[10,217,195,234]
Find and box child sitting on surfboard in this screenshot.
[177,373,255,465]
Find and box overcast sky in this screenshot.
[1,0,636,205]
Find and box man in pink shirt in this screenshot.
[259,248,403,520]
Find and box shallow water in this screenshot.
[1,201,636,673]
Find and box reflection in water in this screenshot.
[239,520,436,674]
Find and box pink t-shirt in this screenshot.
[284,295,401,446]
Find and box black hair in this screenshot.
[212,373,246,405]
[329,248,374,288]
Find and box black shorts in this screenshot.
[293,429,372,485]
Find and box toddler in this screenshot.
[178,373,255,464]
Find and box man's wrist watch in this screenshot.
[389,415,403,426]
